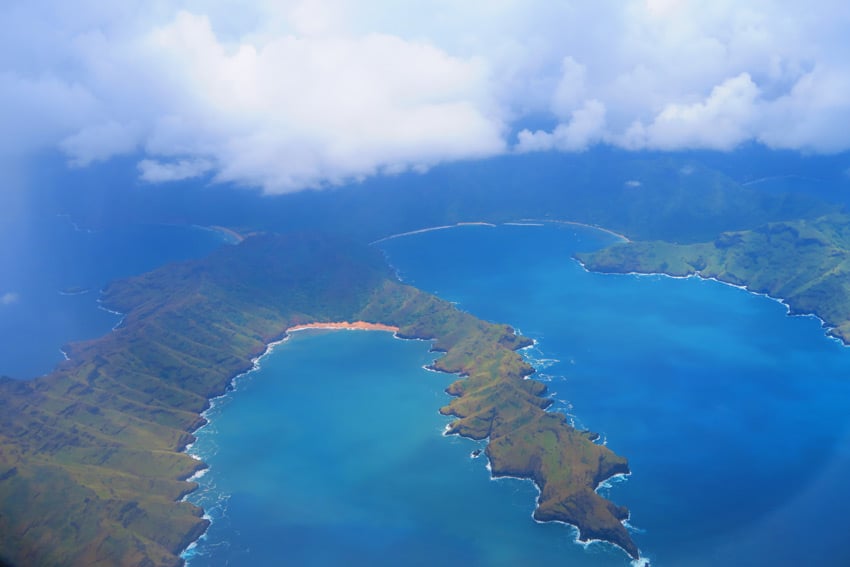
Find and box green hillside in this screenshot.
[579,214,850,343]
[0,233,637,565]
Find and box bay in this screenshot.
[0,212,231,379]
[381,224,850,566]
[184,329,628,566]
[186,223,850,566]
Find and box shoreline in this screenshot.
[575,256,848,347]
[370,218,631,247]
[286,321,400,333]
[179,333,290,562]
[520,219,631,242]
[369,221,497,244]
[486,465,641,562]
[372,222,640,559]
[181,320,641,563]
[207,225,245,244]
[179,320,402,562]
[178,317,640,562]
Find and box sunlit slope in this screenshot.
[361,282,638,558]
[0,234,638,566]
[579,214,850,343]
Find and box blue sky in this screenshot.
[3,1,850,192]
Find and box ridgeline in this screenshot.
[0,233,638,566]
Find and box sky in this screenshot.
[3,0,850,193]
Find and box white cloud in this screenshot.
[136,11,505,191]
[624,73,761,150]
[516,99,606,152]
[3,1,850,191]
[138,158,214,183]
[757,65,850,152]
[61,121,141,166]
[551,56,587,118]
[0,72,100,157]
[1,292,19,306]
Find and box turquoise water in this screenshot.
[184,330,629,566]
[186,224,850,566]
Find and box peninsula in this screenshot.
[0,233,638,566]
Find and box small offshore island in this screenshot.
[0,233,639,566]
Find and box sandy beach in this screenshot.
[286,321,400,333]
[208,225,246,243]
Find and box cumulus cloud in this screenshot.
[516,99,606,152]
[757,65,850,152]
[3,1,850,191]
[620,73,760,150]
[551,56,587,118]
[135,11,503,191]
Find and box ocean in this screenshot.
[0,210,231,379]
[184,223,850,566]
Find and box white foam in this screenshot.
[516,218,631,242]
[95,299,126,330]
[370,224,457,244]
[186,467,208,482]
[371,220,503,245]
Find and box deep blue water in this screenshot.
[0,210,230,378]
[185,223,850,566]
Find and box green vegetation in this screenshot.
[66,152,835,247]
[579,213,850,344]
[0,233,637,565]
[360,282,638,559]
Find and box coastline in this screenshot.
[402,329,640,560]
[179,314,641,563]
[486,463,641,562]
[3,232,640,565]
[371,218,630,248]
[179,333,290,563]
[189,224,246,244]
[373,221,641,561]
[179,320,403,562]
[369,221,497,245]
[520,219,632,242]
[208,225,245,244]
[286,321,400,333]
[574,256,848,347]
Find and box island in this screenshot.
[578,213,850,344]
[0,232,639,566]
